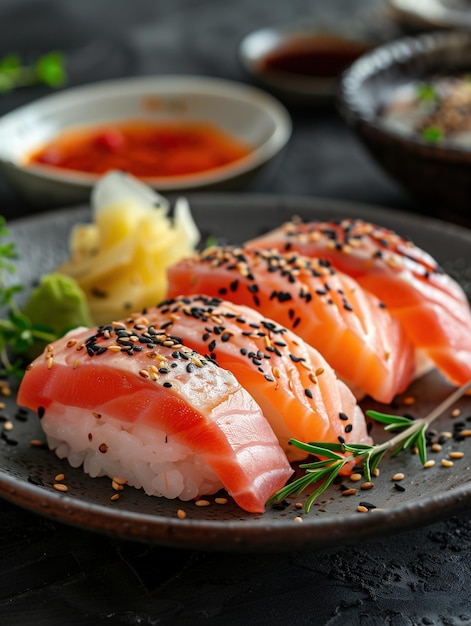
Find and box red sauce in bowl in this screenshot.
[26,120,253,178]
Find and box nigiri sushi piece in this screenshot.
[167,247,415,403]
[17,323,293,514]
[247,218,471,387]
[145,295,371,462]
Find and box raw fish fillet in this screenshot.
[247,218,471,387]
[146,295,371,461]
[17,323,293,513]
[167,246,415,403]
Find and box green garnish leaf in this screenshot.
[34,51,67,87]
[417,83,437,102]
[0,51,67,94]
[422,126,443,143]
[290,439,345,460]
[0,218,94,380]
[203,235,219,249]
[268,381,471,513]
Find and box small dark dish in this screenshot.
[338,30,471,213]
[238,21,375,106]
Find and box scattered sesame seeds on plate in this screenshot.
[1,194,471,552]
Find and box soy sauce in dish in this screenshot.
[259,35,371,80]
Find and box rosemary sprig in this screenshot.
[0,218,58,379]
[268,380,471,513]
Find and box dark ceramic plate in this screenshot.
[1,194,471,552]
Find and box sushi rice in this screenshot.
[44,405,223,501]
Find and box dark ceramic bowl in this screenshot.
[388,0,471,32]
[338,30,471,212]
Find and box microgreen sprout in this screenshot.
[416,83,437,103]
[421,125,443,143]
[0,51,66,94]
[0,217,58,379]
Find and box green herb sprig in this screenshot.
[0,51,66,94]
[268,380,471,513]
[0,218,58,379]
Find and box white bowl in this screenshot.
[0,75,292,207]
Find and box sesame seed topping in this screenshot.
[350,473,362,482]
[53,483,68,492]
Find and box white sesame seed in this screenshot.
[392,473,405,481]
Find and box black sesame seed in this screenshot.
[38,406,45,419]
[14,409,28,422]
[1,431,17,446]
[359,501,377,510]
[28,475,45,486]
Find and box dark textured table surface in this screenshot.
[1,1,471,624]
